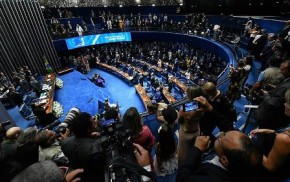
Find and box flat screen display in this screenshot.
[65,32,132,50]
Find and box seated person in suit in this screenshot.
[91,73,105,86]
[104,98,119,112]
[153,87,163,103]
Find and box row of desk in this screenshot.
[137,59,187,92]
[35,73,56,114]
[97,61,186,109]
[96,62,133,82]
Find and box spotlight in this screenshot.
[180,3,183,6]
[135,0,141,3]
[119,4,123,7]
[260,2,263,5]
[152,4,155,6]
[249,3,252,5]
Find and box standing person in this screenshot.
[122,107,155,152]
[76,24,83,36]
[29,76,42,95]
[61,112,105,181]
[153,124,178,179]
[255,60,290,130]
[202,82,235,132]
[177,85,204,166]
[227,61,246,104]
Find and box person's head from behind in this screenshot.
[104,108,120,121]
[284,88,290,116]
[35,130,56,148]
[161,106,178,126]
[214,130,262,180]
[186,85,204,101]
[202,82,217,98]
[71,112,96,138]
[156,124,176,163]
[17,127,37,146]
[122,107,142,138]
[11,160,64,182]
[6,127,22,140]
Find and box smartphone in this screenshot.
[102,118,115,127]
[183,101,199,112]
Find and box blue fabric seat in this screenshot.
[19,103,35,121]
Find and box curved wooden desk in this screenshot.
[97,62,133,82]
[135,83,151,110]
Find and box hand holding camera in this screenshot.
[194,96,213,112]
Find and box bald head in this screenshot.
[6,127,22,139]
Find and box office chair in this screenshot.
[19,103,35,121]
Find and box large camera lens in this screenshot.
[64,107,81,124]
[1,120,11,127]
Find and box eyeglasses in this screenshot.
[217,132,227,157]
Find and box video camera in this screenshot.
[98,115,153,182]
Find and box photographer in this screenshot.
[61,112,105,181]
[35,128,70,166]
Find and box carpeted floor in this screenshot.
[8,61,259,135]
[8,69,146,130]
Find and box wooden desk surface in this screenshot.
[171,76,187,92]
[162,87,176,104]
[97,62,133,82]
[135,84,151,110]
[44,73,56,114]
[138,60,163,72]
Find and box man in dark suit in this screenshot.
[176,96,262,182]
[255,60,290,130]
[177,130,262,182]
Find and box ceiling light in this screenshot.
[152,4,155,6]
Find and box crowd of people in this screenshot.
[0,66,42,109]
[61,41,226,89]
[1,8,290,181]
[46,11,209,39]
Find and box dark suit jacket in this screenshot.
[256,78,290,129]
[177,147,231,182]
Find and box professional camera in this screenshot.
[64,107,81,125]
[55,123,69,135]
[40,120,61,131]
[99,119,153,182]
[1,120,11,127]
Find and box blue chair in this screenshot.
[98,100,105,114]
[16,86,26,97]
[19,103,35,121]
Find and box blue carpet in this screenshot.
[8,69,146,129]
[7,106,34,129]
[56,69,146,121]
[86,69,146,115]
